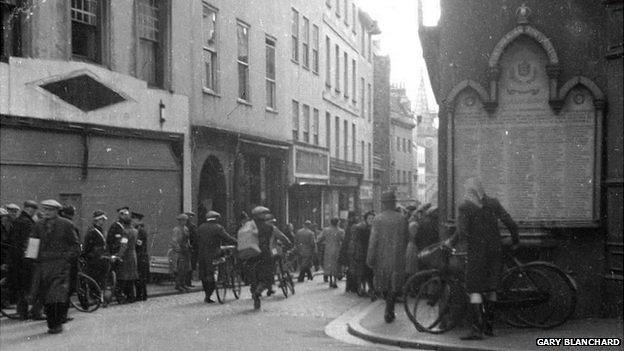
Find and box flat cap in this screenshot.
[0,208,8,216]
[5,203,20,211]
[117,206,130,213]
[380,190,396,203]
[176,213,189,221]
[251,206,270,216]
[206,210,221,221]
[24,200,39,209]
[93,210,108,220]
[185,211,196,217]
[40,199,62,209]
[304,220,312,225]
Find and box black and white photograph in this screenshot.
[0,0,622,350]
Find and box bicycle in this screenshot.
[274,249,296,298]
[214,245,243,304]
[69,256,102,312]
[403,242,577,334]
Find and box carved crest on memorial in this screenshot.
[516,4,531,25]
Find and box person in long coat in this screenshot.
[29,200,81,334]
[8,200,38,319]
[196,211,237,303]
[318,218,344,288]
[294,220,316,282]
[448,178,519,340]
[366,191,408,323]
[353,211,375,296]
[83,210,109,293]
[185,212,198,287]
[248,206,274,310]
[339,211,358,293]
[112,215,138,303]
[171,214,191,292]
[132,212,149,301]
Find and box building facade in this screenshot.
[372,54,391,213]
[413,75,438,205]
[1,0,192,256]
[419,0,623,317]
[389,85,416,207]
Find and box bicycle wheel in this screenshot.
[276,262,289,298]
[215,263,228,304]
[403,270,441,332]
[501,264,577,329]
[285,271,295,296]
[231,267,243,299]
[70,273,102,312]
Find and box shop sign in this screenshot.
[296,149,328,176]
[330,171,359,187]
[360,185,373,200]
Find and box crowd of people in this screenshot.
[1,177,517,341]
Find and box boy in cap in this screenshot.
[30,199,81,334]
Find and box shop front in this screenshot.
[288,144,330,229]
[326,158,363,223]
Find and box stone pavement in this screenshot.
[347,301,624,351]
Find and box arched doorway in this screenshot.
[198,155,227,224]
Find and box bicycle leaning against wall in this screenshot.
[403,241,578,334]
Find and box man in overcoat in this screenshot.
[8,200,38,319]
[112,211,138,303]
[30,199,81,334]
[248,206,274,310]
[83,210,108,294]
[366,191,409,323]
[132,212,149,301]
[294,220,316,282]
[171,214,191,292]
[196,211,237,303]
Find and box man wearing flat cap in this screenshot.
[29,199,81,334]
[171,213,191,292]
[132,212,149,301]
[83,210,109,292]
[7,200,39,319]
[196,211,237,303]
[247,206,274,309]
[367,190,409,324]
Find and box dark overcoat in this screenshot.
[83,225,108,284]
[294,228,316,270]
[30,216,81,304]
[135,226,150,280]
[352,221,372,277]
[196,221,237,280]
[366,209,408,293]
[114,225,138,281]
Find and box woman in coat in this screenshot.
[318,218,344,288]
[449,178,519,340]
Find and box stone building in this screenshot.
[389,85,416,207]
[1,0,192,256]
[419,0,623,317]
[372,54,391,213]
[413,74,438,205]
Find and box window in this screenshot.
[237,21,250,101]
[403,138,406,152]
[1,0,22,61]
[138,0,165,87]
[351,59,356,104]
[302,17,309,69]
[292,100,299,141]
[360,77,365,117]
[343,52,348,98]
[325,36,331,88]
[367,32,372,61]
[291,9,299,62]
[334,44,340,92]
[408,171,412,185]
[361,140,365,165]
[360,23,365,56]
[335,0,340,17]
[396,136,401,151]
[303,104,310,143]
[335,116,340,158]
[344,0,349,25]
[326,112,331,149]
[71,0,102,62]
[202,4,217,92]
[344,120,348,160]
[408,140,412,154]
[367,83,372,121]
[396,170,401,183]
[313,108,320,145]
[368,142,372,179]
[265,36,276,109]
[312,25,319,74]
[352,123,356,162]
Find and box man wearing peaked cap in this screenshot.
[30,198,81,334]
[83,210,109,292]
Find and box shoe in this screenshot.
[31,315,46,321]
[47,326,63,334]
[384,312,396,323]
[460,303,485,340]
[62,317,74,324]
[266,289,275,297]
[187,284,195,288]
[175,286,184,292]
[204,297,215,303]
[253,293,261,310]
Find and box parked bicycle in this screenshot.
[69,256,102,313]
[403,242,577,333]
[214,245,243,304]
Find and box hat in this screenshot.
[0,208,8,216]
[380,191,396,203]
[185,211,196,217]
[6,203,20,211]
[40,199,62,209]
[23,200,39,209]
[60,205,76,217]
[304,220,312,225]
[176,213,189,221]
[264,213,276,222]
[131,212,144,220]
[117,206,130,213]
[93,210,108,221]
[251,206,270,216]
[206,211,221,221]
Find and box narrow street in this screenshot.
[0,280,391,351]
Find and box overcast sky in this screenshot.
[356,0,440,112]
